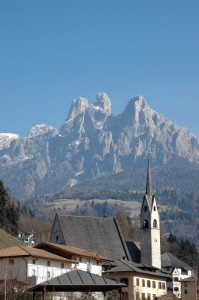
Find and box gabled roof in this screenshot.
[51,214,131,262]
[0,245,74,263]
[161,252,191,270]
[35,241,113,262]
[105,259,170,278]
[28,269,126,292]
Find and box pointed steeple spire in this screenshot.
[146,152,153,196]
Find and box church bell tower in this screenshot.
[140,154,161,269]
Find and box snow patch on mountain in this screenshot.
[27,124,58,138]
[0,133,20,150]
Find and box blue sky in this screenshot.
[1,0,199,137]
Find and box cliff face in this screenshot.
[1,93,199,198]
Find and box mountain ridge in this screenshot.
[1,93,199,199]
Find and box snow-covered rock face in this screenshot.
[1,93,199,198]
[0,133,20,150]
[27,124,59,138]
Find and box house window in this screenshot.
[174,287,179,291]
[32,269,36,276]
[142,293,145,300]
[61,263,64,269]
[47,271,50,279]
[79,257,82,262]
[9,258,14,265]
[162,283,165,290]
[153,295,156,300]
[147,280,151,288]
[47,261,50,267]
[142,279,145,287]
[147,294,150,300]
[136,292,139,300]
[184,289,187,294]
[136,278,139,286]
[120,278,128,285]
[32,259,36,264]
[158,282,161,289]
[152,281,156,288]
[174,277,178,281]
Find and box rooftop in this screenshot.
[0,245,74,263]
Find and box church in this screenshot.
[49,156,193,300]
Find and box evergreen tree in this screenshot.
[0,180,20,236]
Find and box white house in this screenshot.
[34,241,113,276]
[161,252,193,298]
[0,245,74,289]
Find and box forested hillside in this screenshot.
[24,181,199,248]
[0,180,52,244]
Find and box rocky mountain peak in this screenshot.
[67,97,89,121]
[125,96,148,112]
[94,92,111,114]
[27,124,58,138]
[1,93,199,199]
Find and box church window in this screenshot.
[143,220,148,228]
[154,206,156,211]
[144,206,147,211]
[147,280,151,287]
[153,219,157,228]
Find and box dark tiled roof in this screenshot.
[28,270,126,292]
[55,214,131,262]
[106,259,170,278]
[161,252,191,270]
[126,241,141,263]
